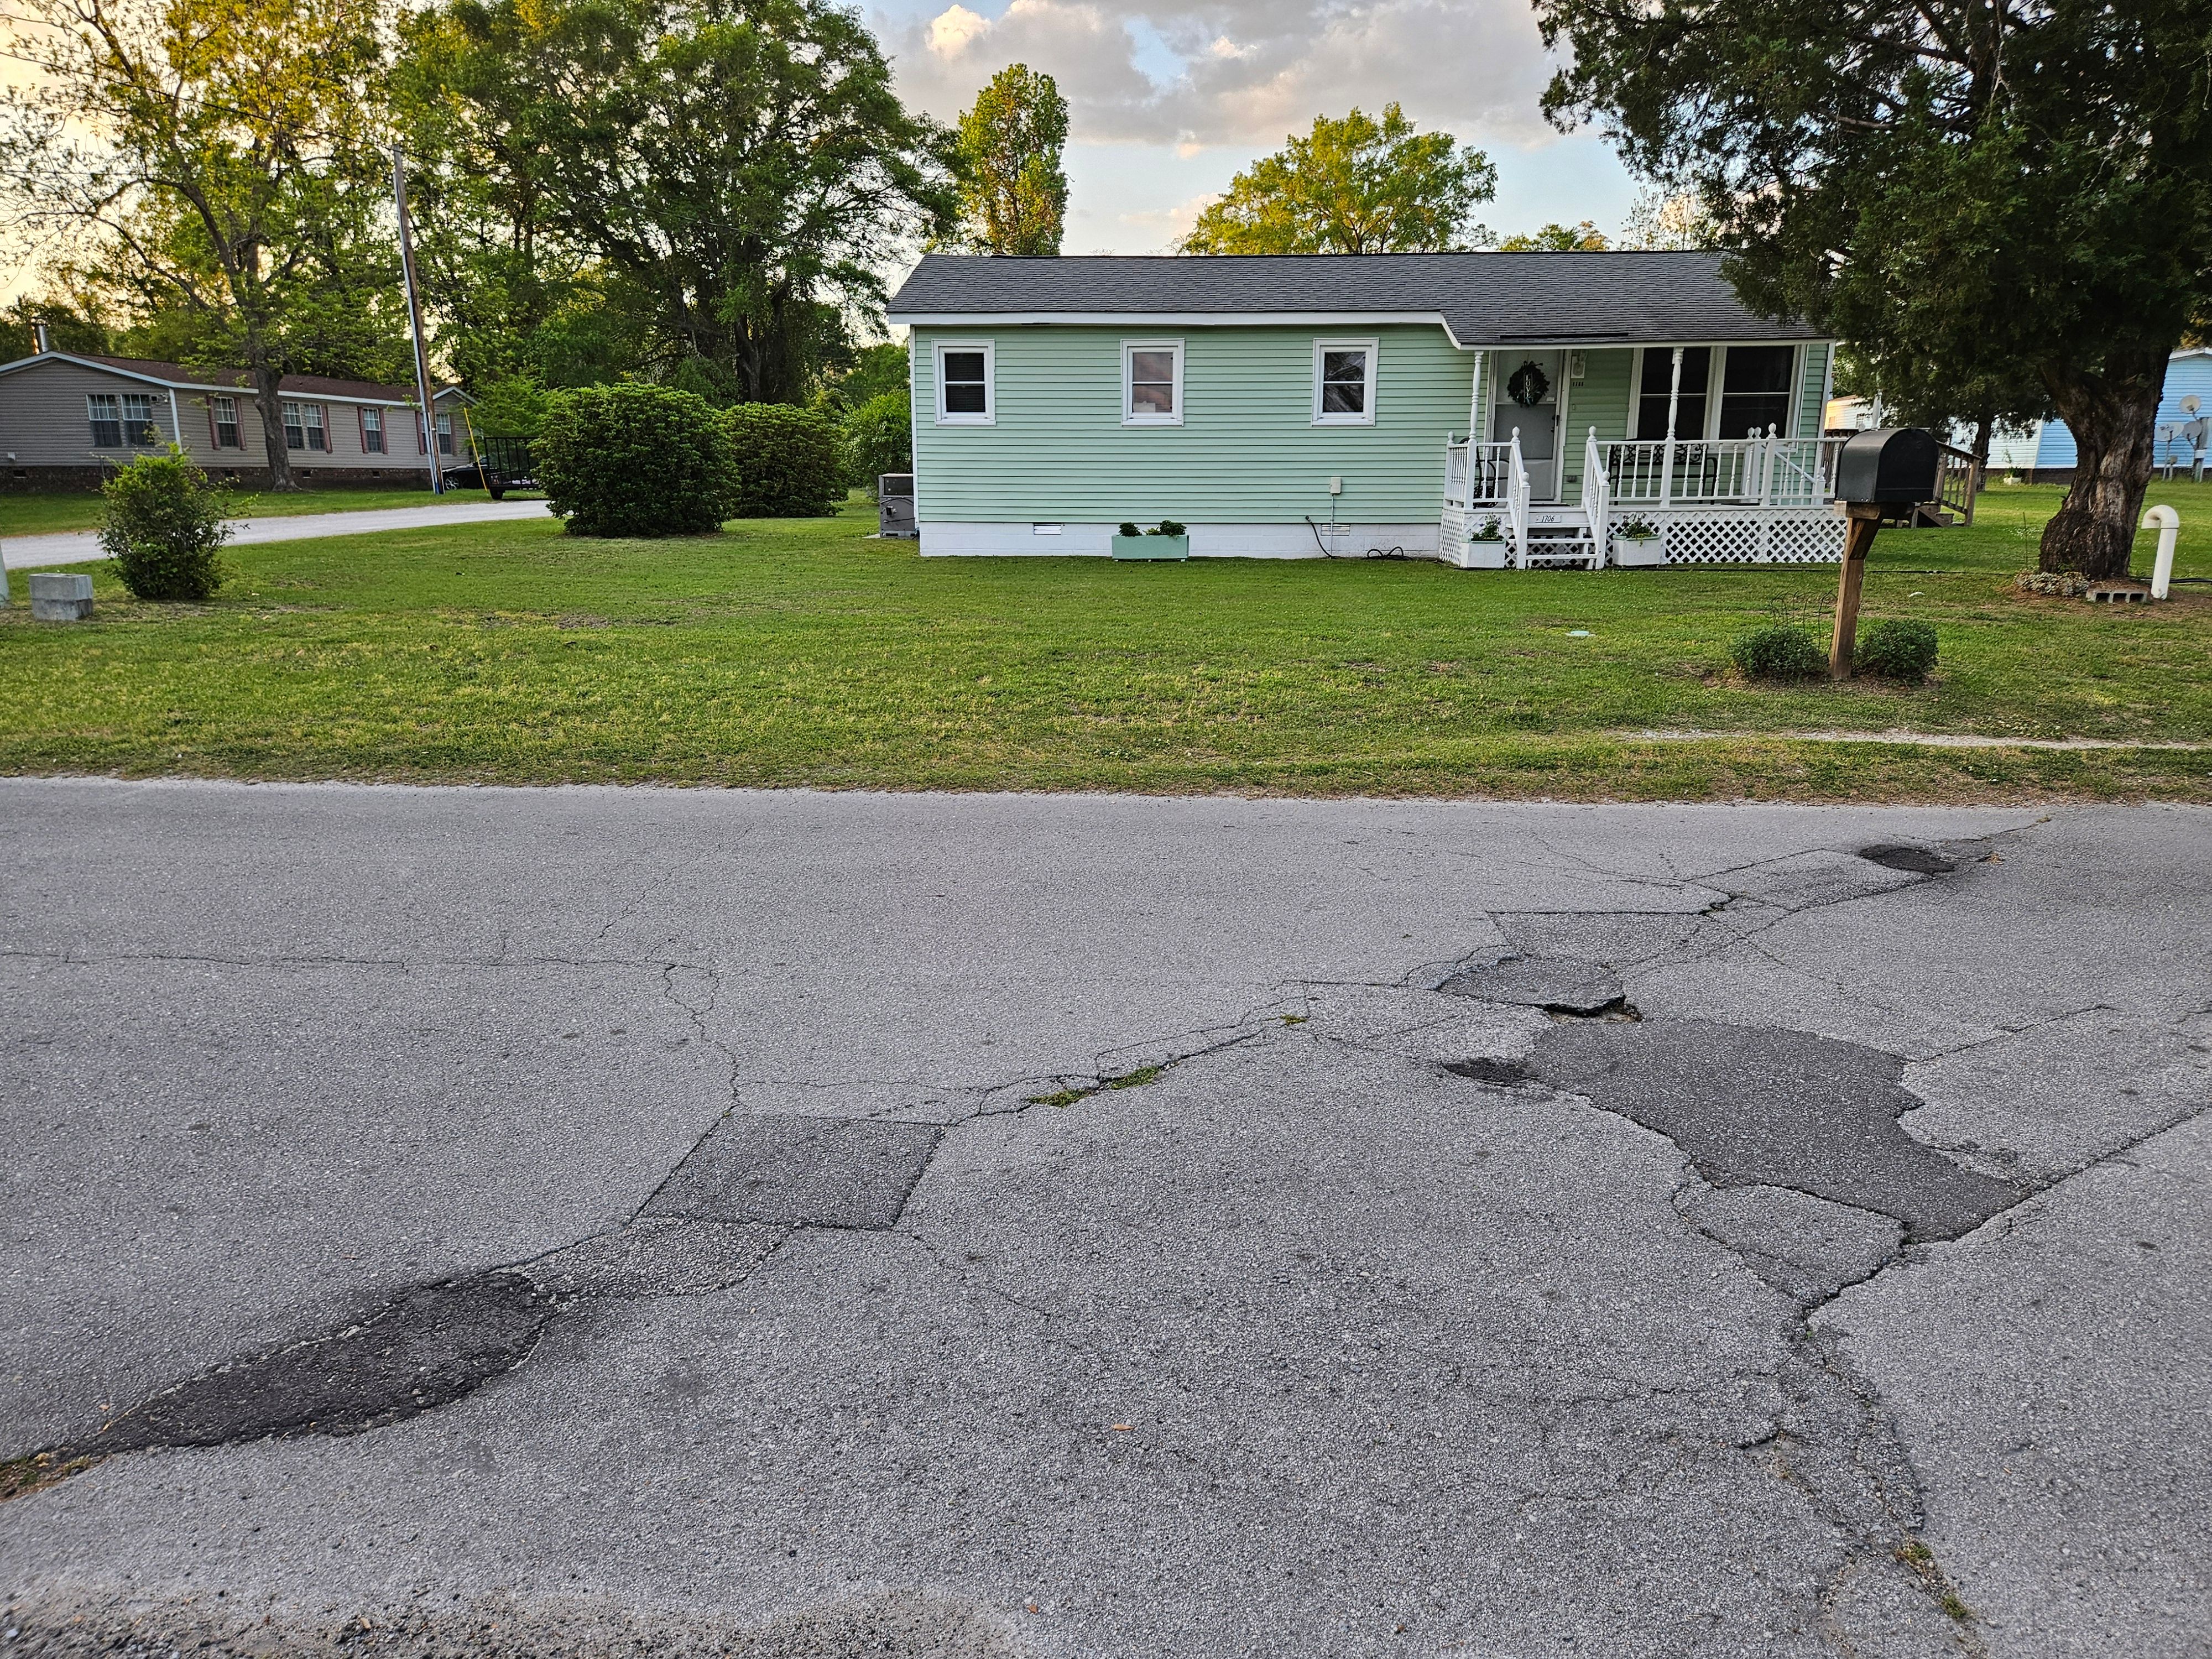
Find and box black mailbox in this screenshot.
[1834,427,1939,504]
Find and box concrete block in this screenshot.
[28,571,93,621]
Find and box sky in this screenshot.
[870,0,1642,253]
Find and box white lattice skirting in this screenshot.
[1655,509,1846,565]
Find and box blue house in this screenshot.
[1994,348,2212,481]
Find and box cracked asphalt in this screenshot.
[2,781,2206,1658]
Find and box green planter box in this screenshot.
[1112,534,1190,561]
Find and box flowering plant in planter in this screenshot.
[1469,515,1506,542]
[1614,515,1660,540]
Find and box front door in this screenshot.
[1493,352,1563,499]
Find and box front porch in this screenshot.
[1439,429,1854,570]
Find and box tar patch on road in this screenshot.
[646,1114,943,1230]
[93,1273,559,1457]
[1521,1018,2019,1243]
[1437,955,1630,1017]
[1858,843,1958,875]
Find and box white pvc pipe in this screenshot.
[2142,504,2178,599]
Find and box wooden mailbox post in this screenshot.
[1829,429,1940,679]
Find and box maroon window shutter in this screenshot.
[206,401,218,448]
[357,405,367,451]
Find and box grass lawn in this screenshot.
[0,484,503,539]
[1,479,2207,800]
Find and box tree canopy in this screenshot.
[395,0,954,404]
[1499,221,1607,252]
[1537,0,2212,575]
[951,64,1068,256]
[0,0,408,487]
[1180,105,1494,255]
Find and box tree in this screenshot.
[0,0,406,489]
[1499,221,1608,252]
[1537,0,2212,576]
[1180,105,1494,255]
[400,0,954,405]
[1619,188,1716,251]
[951,64,1067,256]
[1834,347,2054,478]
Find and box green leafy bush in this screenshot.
[536,383,742,538]
[843,390,911,494]
[1855,618,1939,681]
[1730,623,1828,681]
[727,403,845,517]
[97,447,233,600]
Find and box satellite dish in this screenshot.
[2182,395,2201,415]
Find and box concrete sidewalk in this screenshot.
[1,497,555,568]
[1,783,2205,1659]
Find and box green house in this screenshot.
[885,252,1845,569]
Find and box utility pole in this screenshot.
[393,144,443,496]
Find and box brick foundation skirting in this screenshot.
[2,463,436,493]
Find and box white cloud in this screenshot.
[881,0,1563,152]
[925,4,991,55]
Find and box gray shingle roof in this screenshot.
[886,252,1811,346]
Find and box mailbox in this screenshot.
[1834,427,1939,505]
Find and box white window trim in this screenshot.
[1626,343,1804,441]
[1121,338,1185,427]
[1312,337,1379,426]
[933,339,995,426]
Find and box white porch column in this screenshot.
[1467,351,1488,446]
[1658,346,1684,504]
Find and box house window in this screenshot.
[211,394,241,449]
[934,342,993,424]
[121,393,159,445]
[1718,345,1796,439]
[361,406,385,454]
[436,410,454,455]
[283,400,326,452]
[87,393,122,448]
[1633,346,1711,439]
[1123,340,1183,425]
[1313,339,1377,425]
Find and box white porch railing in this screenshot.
[1604,430,1834,508]
[1504,428,1531,562]
[1580,427,1610,566]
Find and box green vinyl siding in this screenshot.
[1558,348,1635,494]
[911,323,1473,524]
[1799,342,1831,437]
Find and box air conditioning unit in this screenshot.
[878,473,916,538]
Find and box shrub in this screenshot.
[535,383,742,538]
[1730,623,1828,681]
[727,403,845,517]
[843,390,911,494]
[97,446,233,600]
[1856,618,1939,681]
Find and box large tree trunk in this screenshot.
[1969,409,1992,491]
[2038,345,2169,576]
[251,360,301,491]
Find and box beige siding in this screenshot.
[0,358,189,467]
[0,356,442,477]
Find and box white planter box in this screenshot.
[1462,539,1509,569]
[1612,535,1665,568]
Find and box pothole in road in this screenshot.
[1437,955,1634,1018]
[1857,843,1958,875]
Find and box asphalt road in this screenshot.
[1,498,554,568]
[2,781,2205,1658]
